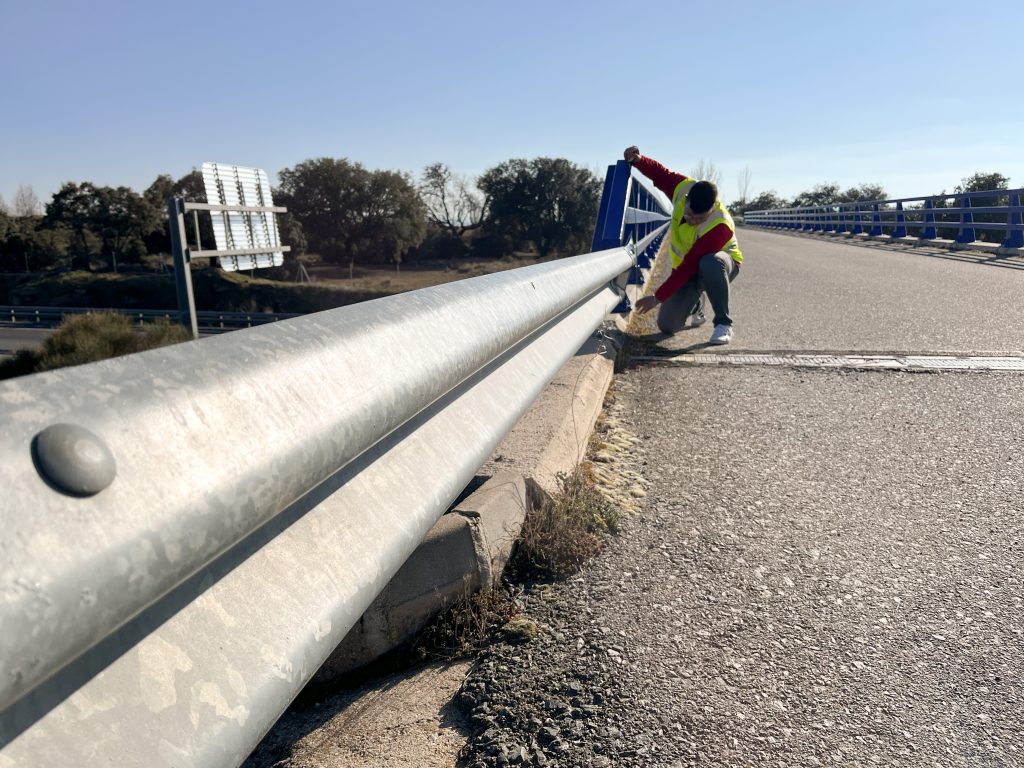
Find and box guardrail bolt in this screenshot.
[32,423,116,497]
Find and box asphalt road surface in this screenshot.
[0,327,53,357]
[455,229,1024,767]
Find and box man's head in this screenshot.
[684,180,718,225]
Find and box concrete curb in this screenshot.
[312,251,660,684]
[311,335,622,683]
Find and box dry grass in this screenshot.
[509,468,621,581]
[412,580,520,661]
[411,466,622,661]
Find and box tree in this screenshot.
[0,193,8,215]
[0,219,70,272]
[955,172,1009,195]
[790,182,841,208]
[736,166,753,208]
[419,163,488,242]
[46,182,102,270]
[953,171,1010,242]
[275,157,427,265]
[144,170,216,254]
[732,190,788,215]
[838,183,886,203]
[45,182,158,271]
[690,159,722,187]
[13,184,42,217]
[93,186,160,270]
[478,158,601,258]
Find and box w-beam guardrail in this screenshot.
[0,159,669,767]
[0,305,299,331]
[744,188,1024,251]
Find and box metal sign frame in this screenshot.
[167,164,292,338]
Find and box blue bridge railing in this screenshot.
[592,160,672,304]
[745,188,1024,250]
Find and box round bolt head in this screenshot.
[32,423,116,497]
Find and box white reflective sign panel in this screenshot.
[201,162,284,271]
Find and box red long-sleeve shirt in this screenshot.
[632,155,733,302]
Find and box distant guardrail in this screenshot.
[745,188,1024,252]
[0,305,299,331]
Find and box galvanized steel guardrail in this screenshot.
[0,181,668,766]
[744,187,1024,250]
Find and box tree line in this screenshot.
[0,157,603,274]
[3,161,1013,274]
[729,171,1012,216]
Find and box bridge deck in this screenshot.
[453,227,1024,766]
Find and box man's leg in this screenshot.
[655,277,703,335]
[699,251,738,327]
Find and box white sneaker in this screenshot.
[709,324,733,345]
[687,313,707,328]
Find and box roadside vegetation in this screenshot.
[414,464,624,662]
[0,313,190,380]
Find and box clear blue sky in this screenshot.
[2,0,1022,210]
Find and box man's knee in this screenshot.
[698,252,730,277]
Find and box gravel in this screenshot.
[454,367,1024,767]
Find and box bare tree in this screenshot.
[690,159,722,187]
[0,193,8,215]
[419,163,487,238]
[13,184,42,217]
[737,165,753,206]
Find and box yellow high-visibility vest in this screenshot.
[669,178,743,268]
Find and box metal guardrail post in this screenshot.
[168,196,199,339]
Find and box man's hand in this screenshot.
[623,146,641,164]
[635,295,659,314]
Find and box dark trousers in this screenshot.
[657,251,739,334]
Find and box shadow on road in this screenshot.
[754,230,1024,270]
[624,332,713,361]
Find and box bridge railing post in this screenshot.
[922,198,937,240]
[869,203,882,236]
[1002,193,1024,249]
[893,202,908,238]
[956,194,976,243]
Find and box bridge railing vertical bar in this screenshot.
[591,160,671,313]
[591,160,632,252]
